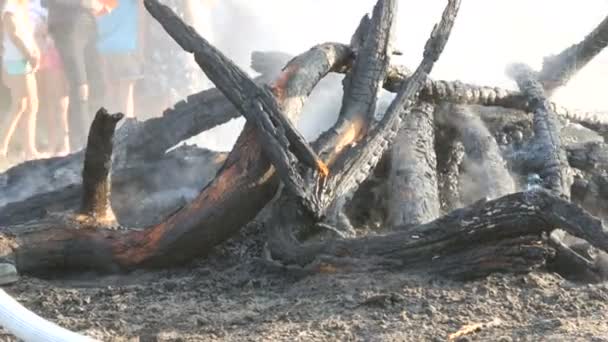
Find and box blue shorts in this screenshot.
[3,59,33,75]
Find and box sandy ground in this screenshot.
[1,224,607,342]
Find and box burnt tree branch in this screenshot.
[145,0,329,215]
[268,0,461,263]
[538,14,608,94]
[321,0,460,210]
[315,0,396,165]
[79,109,124,225]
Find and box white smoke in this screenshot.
[184,0,608,151]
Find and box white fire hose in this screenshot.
[0,289,99,342]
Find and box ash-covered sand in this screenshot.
[1,224,608,342]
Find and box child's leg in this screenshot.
[49,65,71,155]
[0,72,28,157]
[36,68,53,152]
[117,79,135,118]
[23,72,40,159]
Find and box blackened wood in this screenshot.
[508,64,572,198]
[315,0,396,165]
[538,15,608,94]
[0,43,352,275]
[145,0,329,215]
[80,109,123,224]
[388,103,439,227]
[321,0,461,211]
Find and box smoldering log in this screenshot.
[0,146,226,228]
[269,191,608,280]
[0,38,353,275]
[0,50,288,208]
[314,0,396,165]
[387,103,440,227]
[508,64,572,198]
[268,0,462,261]
[315,0,397,229]
[146,0,332,216]
[318,0,460,211]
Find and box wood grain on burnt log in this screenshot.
[388,103,440,227]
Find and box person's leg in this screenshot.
[110,78,136,118]
[0,72,28,157]
[36,68,53,152]
[39,65,70,155]
[83,16,105,118]
[52,28,90,150]
[22,72,41,159]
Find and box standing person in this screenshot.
[46,0,108,150]
[139,0,216,117]
[97,0,143,119]
[31,0,69,156]
[1,0,41,160]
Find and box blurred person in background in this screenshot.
[1,0,41,160]
[0,0,9,119]
[46,0,111,150]
[97,0,144,119]
[31,0,69,156]
[138,0,216,118]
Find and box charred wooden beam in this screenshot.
[538,14,608,94]
[508,64,572,198]
[388,103,440,227]
[79,109,123,225]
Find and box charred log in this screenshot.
[435,128,464,213]
[0,36,352,275]
[269,191,608,280]
[0,146,225,228]
[268,0,461,260]
[79,109,123,225]
[315,0,396,165]
[388,103,439,227]
[508,64,572,198]
[538,14,608,94]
